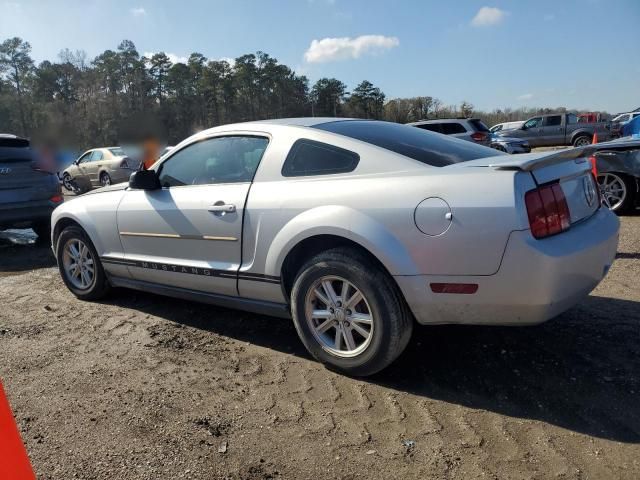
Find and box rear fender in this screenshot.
[265,205,417,277]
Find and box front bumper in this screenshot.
[396,207,619,325]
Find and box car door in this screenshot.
[116,134,270,296]
[86,150,104,184]
[539,115,564,146]
[518,117,543,147]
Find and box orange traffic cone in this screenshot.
[0,381,36,480]
[592,131,598,144]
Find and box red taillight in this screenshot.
[471,132,487,142]
[50,195,63,203]
[525,183,571,239]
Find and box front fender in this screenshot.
[264,205,419,277]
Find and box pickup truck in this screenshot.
[496,113,611,148]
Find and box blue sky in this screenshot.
[1,0,639,113]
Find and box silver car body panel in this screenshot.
[52,119,619,325]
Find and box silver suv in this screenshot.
[408,118,492,146]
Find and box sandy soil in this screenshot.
[0,217,639,479]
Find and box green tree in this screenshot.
[0,37,35,134]
[310,78,347,117]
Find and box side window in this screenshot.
[490,125,502,132]
[440,123,467,135]
[281,139,359,177]
[416,123,441,133]
[90,150,103,162]
[544,115,562,127]
[524,117,542,129]
[157,136,269,187]
[77,152,92,164]
[566,114,578,124]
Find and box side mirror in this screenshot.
[521,124,527,130]
[129,170,161,190]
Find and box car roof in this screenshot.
[408,118,477,125]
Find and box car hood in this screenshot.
[80,182,129,196]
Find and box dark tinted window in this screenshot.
[416,123,441,133]
[282,139,359,177]
[0,136,31,162]
[158,136,268,187]
[440,123,467,134]
[544,115,562,126]
[469,119,490,132]
[313,120,502,167]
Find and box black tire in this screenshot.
[32,221,51,244]
[99,172,112,187]
[598,172,637,215]
[62,173,75,192]
[290,247,413,376]
[56,226,110,300]
[573,134,592,147]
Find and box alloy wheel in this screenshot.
[597,173,627,211]
[304,275,374,358]
[62,238,95,290]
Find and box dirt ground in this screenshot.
[0,216,639,480]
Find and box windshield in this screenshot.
[313,120,502,167]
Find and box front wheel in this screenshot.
[598,172,636,214]
[290,248,413,376]
[62,173,75,192]
[56,226,110,300]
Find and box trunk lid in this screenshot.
[453,148,605,225]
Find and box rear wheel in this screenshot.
[56,226,110,300]
[598,172,636,214]
[573,135,592,147]
[290,247,413,376]
[99,172,112,187]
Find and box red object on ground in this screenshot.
[592,131,598,144]
[0,382,36,480]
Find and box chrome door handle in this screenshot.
[208,203,236,214]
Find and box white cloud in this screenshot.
[130,7,146,17]
[471,7,507,27]
[518,93,534,101]
[144,52,187,64]
[304,35,399,63]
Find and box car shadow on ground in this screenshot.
[106,289,640,444]
[0,232,56,275]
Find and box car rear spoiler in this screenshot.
[483,139,640,172]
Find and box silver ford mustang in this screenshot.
[51,118,619,376]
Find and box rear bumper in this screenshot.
[0,199,61,228]
[396,207,619,326]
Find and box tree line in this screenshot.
[0,37,609,150]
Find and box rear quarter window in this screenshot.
[282,139,360,177]
[468,119,490,132]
